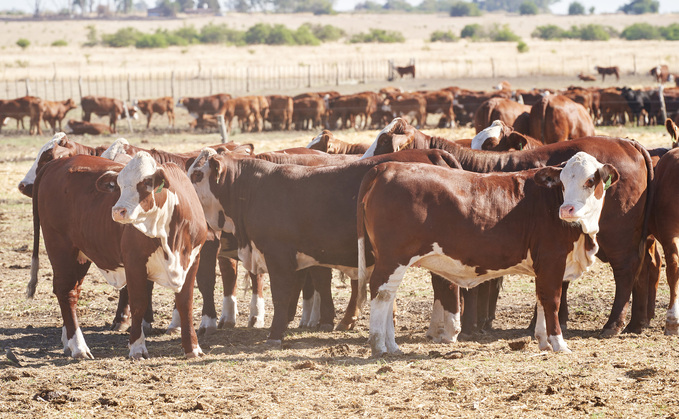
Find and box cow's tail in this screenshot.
[27,191,41,299]
[356,167,380,311]
[632,139,655,279]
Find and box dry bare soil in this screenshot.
[0,115,678,417]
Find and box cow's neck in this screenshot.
[426,136,513,173]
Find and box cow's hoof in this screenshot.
[335,321,354,331]
[218,320,236,329]
[623,323,644,334]
[166,326,181,335]
[185,348,204,359]
[664,322,679,335]
[319,323,334,332]
[599,327,621,338]
[197,326,217,337]
[111,321,131,332]
[72,350,94,360]
[248,317,265,328]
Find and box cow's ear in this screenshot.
[95,171,120,193]
[209,156,224,184]
[597,164,619,191]
[481,137,500,150]
[505,132,529,151]
[534,167,562,188]
[233,143,254,155]
[184,157,197,172]
[153,167,170,194]
[666,118,679,148]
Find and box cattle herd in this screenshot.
[2,65,679,137]
[11,65,679,360]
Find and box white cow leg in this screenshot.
[299,297,313,327]
[219,295,238,328]
[198,315,218,335]
[666,301,679,335]
[62,326,93,359]
[166,308,182,334]
[534,299,551,351]
[309,291,321,328]
[128,328,148,359]
[426,299,444,342]
[441,310,461,344]
[249,293,265,328]
[369,297,390,356]
[548,334,571,353]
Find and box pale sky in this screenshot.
[1,0,677,13]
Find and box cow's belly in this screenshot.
[147,245,202,293]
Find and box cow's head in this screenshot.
[19,132,70,197]
[102,152,175,232]
[666,118,679,148]
[187,148,234,233]
[362,117,416,158]
[471,120,509,150]
[534,152,619,234]
[306,130,333,151]
[64,98,77,111]
[101,138,132,164]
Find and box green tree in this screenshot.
[450,1,481,16]
[568,1,584,15]
[383,0,414,11]
[519,1,538,15]
[16,38,30,49]
[532,24,566,39]
[354,0,383,11]
[660,23,679,41]
[480,0,556,12]
[620,0,659,14]
[430,30,458,42]
[620,22,661,40]
[460,23,484,39]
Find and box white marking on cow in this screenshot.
[564,234,598,282]
[442,310,462,343]
[221,295,238,327]
[426,299,444,341]
[249,294,265,328]
[309,291,321,327]
[238,242,268,275]
[369,256,411,356]
[471,120,503,150]
[185,345,203,358]
[77,251,90,265]
[361,118,400,159]
[548,334,570,353]
[97,265,126,289]
[128,328,148,359]
[114,151,162,223]
[62,326,92,359]
[559,152,609,235]
[300,296,313,327]
[147,245,202,293]
[19,133,66,189]
[534,299,549,350]
[101,137,130,163]
[199,315,217,333]
[306,132,324,148]
[166,308,181,334]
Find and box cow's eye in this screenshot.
[144,178,153,188]
[584,178,595,188]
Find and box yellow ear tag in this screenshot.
[155,179,165,194]
[603,174,612,191]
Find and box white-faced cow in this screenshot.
[28,152,207,359]
[357,152,618,356]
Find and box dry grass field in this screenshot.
[1,11,679,418]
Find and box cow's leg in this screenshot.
[296,270,313,326]
[527,281,568,333]
[168,111,175,128]
[427,273,461,343]
[175,258,203,358]
[337,278,361,330]
[54,258,93,359]
[535,271,570,353]
[126,266,151,359]
[369,262,407,357]
[112,286,132,332]
[264,254,296,344]
[627,238,661,333]
[146,113,152,129]
[460,286,479,334]
[664,239,679,335]
[248,272,266,328]
[483,277,502,331]
[310,267,334,331]
[193,237,219,334]
[218,256,239,328]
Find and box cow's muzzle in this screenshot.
[112,206,129,222]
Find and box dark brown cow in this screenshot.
[293,96,326,130]
[306,130,370,154]
[28,153,207,358]
[177,93,231,122]
[42,98,77,133]
[578,73,597,82]
[189,114,220,131]
[188,147,461,344]
[473,97,531,134]
[357,153,619,355]
[363,118,653,336]
[599,88,633,125]
[595,66,620,82]
[395,65,415,79]
[66,119,111,135]
[651,65,671,83]
[135,97,175,129]
[226,96,262,133]
[421,90,455,128]
[381,93,427,128]
[529,95,595,143]
[266,95,293,131]
[0,96,43,135]
[81,95,138,133]
[328,93,374,130]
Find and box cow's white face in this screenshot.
[306,132,324,149]
[18,133,67,195]
[188,148,232,233]
[471,120,503,150]
[559,152,618,234]
[101,138,132,163]
[112,151,162,225]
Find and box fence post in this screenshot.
[335,63,339,86]
[659,84,667,123]
[209,69,213,95]
[633,55,637,76]
[490,58,495,78]
[123,102,134,134]
[307,65,311,88]
[217,114,228,144]
[25,78,31,96]
[127,74,131,102]
[78,76,83,116]
[246,67,250,93]
[171,70,175,100]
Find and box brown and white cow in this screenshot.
[357,152,618,356]
[28,152,207,358]
[135,97,175,129]
[473,97,531,134]
[42,98,77,133]
[651,65,671,83]
[362,118,653,336]
[66,119,111,135]
[528,95,595,143]
[469,120,543,151]
[306,130,371,155]
[187,146,461,344]
[81,96,138,133]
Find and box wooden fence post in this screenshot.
[659,84,667,123]
[127,74,131,102]
[25,78,31,96]
[217,115,228,144]
[171,70,175,100]
[246,67,250,93]
[123,102,134,134]
[307,65,312,88]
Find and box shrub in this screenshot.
[266,24,296,45]
[660,23,679,41]
[566,24,613,41]
[519,1,538,15]
[101,27,143,47]
[461,23,484,39]
[489,24,521,42]
[136,33,169,49]
[450,1,481,17]
[620,0,659,14]
[430,30,458,42]
[517,40,529,53]
[620,23,661,40]
[199,23,244,45]
[301,23,345,42]
[568,1,585,15]
[16,38,30,49]
[245,23,272,45]
[349,28,405,43]
[174,25,201,44]
[293,25,321,46]
[532,24,566,40]
[51,39,68,47]
[84,25,98,47]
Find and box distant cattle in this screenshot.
[599,88,633,125]
[225,96,262,134]
[66,119,111,135]
[595,66,620,82]
[266,95,294,131]
[135,97,175,129]
[177,94,231,122]
[0,96,43,135]
[381,93,427,128]
[620,87,653,126]
[528,95,595,143]
[421,90,455,128]
[306,130,370,154]
[473,97,531,134]
[293,96,326,130]
[81,95,138,133]
[578,73,597,82]
[651,65,672,83]
[42,98,77,133]
[395,65,415,79]
[189,115,220,131]
[328,93,374,130]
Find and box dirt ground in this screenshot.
[0,88,678,417]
